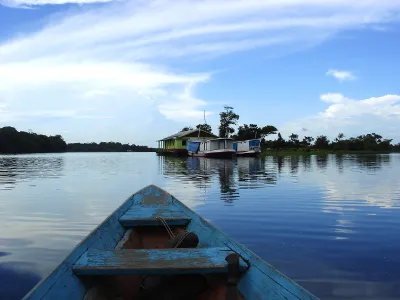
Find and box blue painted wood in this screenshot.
[119,206,191,226]
[22,185,156,300]
[72,247,248,275]
[23,185,319,300]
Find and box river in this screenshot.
[1,153,400,299]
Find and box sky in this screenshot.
[0,0,400,146]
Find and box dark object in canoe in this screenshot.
[23,185,319,300]
[136,274,208,300]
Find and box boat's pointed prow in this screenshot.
[23,184,318,300]
[132,184,174,206]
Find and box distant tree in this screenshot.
[302,136,314,147]
[236,124,259,140]
[235,124,277,140]
[218,106,239,138]
[196,124,212,133]
[289,133,300,146]
[260,125,278,138]
[181,127,193,132]
[314,135,330,149]
[336,133,345,142]
[274,132,286,149]
[0,127,67,154]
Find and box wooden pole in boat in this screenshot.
[225,253,240,300]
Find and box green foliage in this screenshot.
[235,124,258,140]
[302,136,314,146]
[289,133,300,146]
[260,125,277,138]
[234,124,278,140]
[0,127,67,154]
[263,131,396,152]
[314,135,330,149]
[218,106,239,138]
[0,127,154,154]
[195,124,212,133]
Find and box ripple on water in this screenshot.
[1,153,400,299]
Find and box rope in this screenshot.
[173,231,190,248]
[140,216,189,290]
[156,216,174,238]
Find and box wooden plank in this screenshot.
[22,185,161,300]
[119,207,191,226]
[72,247,248,276]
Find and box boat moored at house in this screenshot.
[233,139,262,157]
[157,128,218,156]
[187,138,236,158]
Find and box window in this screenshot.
[182,140,187,146]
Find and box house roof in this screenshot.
[158,129,217,141]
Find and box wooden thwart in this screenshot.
[72,247,248,276]
[119,207,191,226]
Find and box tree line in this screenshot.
[0,127,155,154]
[192,106,400,152]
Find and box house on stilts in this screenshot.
[157,128,218,156]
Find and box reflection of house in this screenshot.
[157,129,217,156]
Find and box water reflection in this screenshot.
[315,154,329,171]
[0,155,64,190]
[301,155,312,172]
[0,262,41,300]
[160,156,278,203]
[289,156,300,174]
[335,155,344,173]
[1,153,400,300]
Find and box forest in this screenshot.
[0,127,154,154]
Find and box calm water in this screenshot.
[1,153,400,299]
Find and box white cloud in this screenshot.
[1,0,400,143]
[0,0,112,8]
[326,69,356,81]
[319,93,400,119]
[82,90,111,99]
[280,93,400,142]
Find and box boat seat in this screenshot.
[72,247,248,276]
[119,207,191,226]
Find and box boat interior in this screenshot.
[81,225,245,300]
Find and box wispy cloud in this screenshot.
[326,69,356,81]
[0,0,112,8]
[1,0,400,142]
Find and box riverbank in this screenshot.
[261,149,400,156]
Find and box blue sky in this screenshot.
[0,0,400,146]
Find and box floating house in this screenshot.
[233,139,262,157]
[157,128,218,156]
[187,138,236,158]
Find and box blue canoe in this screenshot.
[23,185,318,300]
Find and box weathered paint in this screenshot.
[72,247,248,276]
[23,184,319,300]
[22,185,149,300]
[119,206,191,226]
